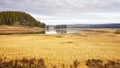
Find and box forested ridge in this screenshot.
[0,11,46,28]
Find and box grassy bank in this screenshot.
[0,25,45,34]
[0,29,120,68]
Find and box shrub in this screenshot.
[114,30,120,34]
[86,59,104,68]
[86,59,120,68]
[0,55,46,68]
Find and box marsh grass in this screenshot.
[0,55,46,68]
[0,55,120,68]
[86,59,120,68]
[0,25,45,35]
[0,30,120,68]
[114,30,120,34]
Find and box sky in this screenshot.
[0,0,120,25]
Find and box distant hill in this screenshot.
[0,11,46,28]
[67,23,120,28]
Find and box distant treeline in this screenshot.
[54,25,67,29]
[67,24,120,28]
[0,11,46,28]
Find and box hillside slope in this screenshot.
[0,11,45,28]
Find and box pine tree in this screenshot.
[0,11,46,28]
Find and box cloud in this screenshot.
[36,12,120,24]
[0,0,120,24]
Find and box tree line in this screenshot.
[0,11,46,28]
[55,25,67,29]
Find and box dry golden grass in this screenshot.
[0,25,44,34]
[0,29,120,68]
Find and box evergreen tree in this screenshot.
[0,11,46,28]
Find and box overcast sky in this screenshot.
[0,0,120,25]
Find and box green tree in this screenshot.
[0,11,46,28]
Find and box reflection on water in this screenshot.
[0,30,82,35]
[1,30,83,34]
[45,29,83,34]
[56,30,67,34]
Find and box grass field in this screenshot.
[0,25,45,34]
[0,29,120,68]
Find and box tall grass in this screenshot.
[0,55,120,68]
[86,59,120,68]
[114,30,120,34]
[0,55,46,68]
[0,31,120,68]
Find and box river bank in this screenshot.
[0,25,45,35]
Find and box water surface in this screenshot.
[45,29,83,34]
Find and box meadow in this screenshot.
[0,29,120,68]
